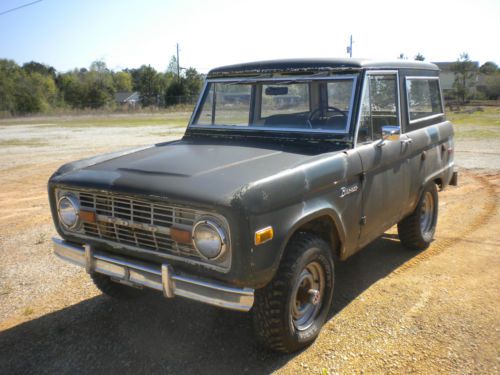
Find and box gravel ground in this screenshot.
[0,119,499,374]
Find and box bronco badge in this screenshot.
[340,184,359,198]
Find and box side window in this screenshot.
[406,78,443,123]
[357,74,399,144]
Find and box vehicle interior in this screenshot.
[251,80,351,131]
[192,77,356,133]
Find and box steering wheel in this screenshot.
[308,106,346,121]
[307,106,347,128]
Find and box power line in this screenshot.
[0,0,43,16]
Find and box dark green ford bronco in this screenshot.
[49,59,457,353]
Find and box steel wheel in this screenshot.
[398,183,439,251]
[420,191,435,235]
[291,261,325,331]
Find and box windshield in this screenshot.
[191,76,357,133]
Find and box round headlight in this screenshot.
[192,219,227,260]
[57,195,80,229]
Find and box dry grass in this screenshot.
[0,138,49,147]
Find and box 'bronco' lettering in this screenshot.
[340,184,359,198]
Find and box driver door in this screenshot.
[355,71,412,248]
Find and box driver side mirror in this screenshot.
[381,126,401,141]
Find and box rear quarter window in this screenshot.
[406,77,443,123]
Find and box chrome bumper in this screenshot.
[53,237,254,312]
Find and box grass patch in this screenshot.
[0,138,49,147]
[447,106,500,139]
[23,307,34,316]
[447,106,500,126]
[42,117,189,129]
[0,112,191,128]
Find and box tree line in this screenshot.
[452,54,500,103]
[2,53,498,115]
[0,56,204,115]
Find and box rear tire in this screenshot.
[398,183,438,250]
[91,273,146,299]
[253,232,334,353]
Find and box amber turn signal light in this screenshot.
[79,210,96,223]
[255,226,274,245]
[170,227,192,244]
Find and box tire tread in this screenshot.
[253,232,332,353]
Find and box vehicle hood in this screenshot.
[50,139,349,213]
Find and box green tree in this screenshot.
[14,72,57,113]
[113,71,133,92]
[478,73,500,100]
[414,53,425,61]
[479,61,498,75]
[0,59,58,114]
[184,67,203,97]
[55,61,115,109]
[165,79,187,105]
[134,65,161,106]
[22,61,56,80]
[56,71,85,108]
[0,59,21,114]
[452,53,478,104]
[85,60,115,108]
[167,55,179,78]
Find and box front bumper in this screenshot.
[53,237,254,312]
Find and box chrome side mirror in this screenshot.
[381,125,401,141]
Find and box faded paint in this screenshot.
[48,59,455,289]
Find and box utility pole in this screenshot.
[176,43,180,80]
[346,35,353,58]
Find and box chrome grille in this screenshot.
[73,190,201,259]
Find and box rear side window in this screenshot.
[406,78,443,123]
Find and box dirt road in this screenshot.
[0,120,499,374]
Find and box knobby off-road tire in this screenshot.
[253,232,334,353]
[398,182,439,251]
[91,273,145,299]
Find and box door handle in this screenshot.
[401,138,413,145]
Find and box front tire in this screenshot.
[398,182,439,250]
[253,232,334,353]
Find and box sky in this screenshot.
[0,0,499,74]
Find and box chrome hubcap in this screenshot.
[291,261,325,331]
[420,191,434,234]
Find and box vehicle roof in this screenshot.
[207,58,439,77]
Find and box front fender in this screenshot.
[247,190,361,288]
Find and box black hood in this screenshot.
[50,138,349,212]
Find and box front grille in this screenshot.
[72,190,202,259]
